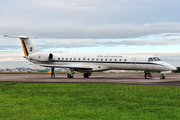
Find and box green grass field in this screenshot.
[0,83,180,120]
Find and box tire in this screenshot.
[67,73,73,78]
[83,73,89,78]
[160,75,165,79]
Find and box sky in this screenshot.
[0,0,180,68]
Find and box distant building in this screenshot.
[33,66,42,70]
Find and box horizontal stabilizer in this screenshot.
[3,35,35,39]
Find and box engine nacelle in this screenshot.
[28,52,53,62]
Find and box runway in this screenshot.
[0,73,180,86]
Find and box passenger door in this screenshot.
[131,57,136,69]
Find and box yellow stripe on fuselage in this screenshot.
[21,40,27,56]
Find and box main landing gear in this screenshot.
[83,73,91,78]
[67,69,74,78]
[67,73,74,78]
[67,69,91,78]
[67,72,91,78]
[50,68,92,79]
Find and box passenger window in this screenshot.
[105,59,107,61]
[70,58,72,60]
[62,58,64,60]
[96,58,98,61]
[124,59,127,62]
[78,58,80,60]
[74,58,76,60]
[92,58,94,61]
[148,58,153,62]
[119,59,121,61]
[110,59,112,61]
[101,59,103,61]
[58,58,60,60]
[114,59,117,61]
[66,58,68,60]
[83,58,85,60]
[87,58,89,61]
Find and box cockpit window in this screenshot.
[153,57,161,61]
[148,58,153,62]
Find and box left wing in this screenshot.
[38,64,92,71]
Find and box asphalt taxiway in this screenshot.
[0,73,180,86]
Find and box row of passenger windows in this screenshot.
[58,58,127,62]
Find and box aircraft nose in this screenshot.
[164,62,177,71]
[171,66,177,71]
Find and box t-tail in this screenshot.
[18,36,53,62]
[19,36,40,57]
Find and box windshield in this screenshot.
[153,57,161,61]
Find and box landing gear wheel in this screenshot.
[67,73,73,78]
[83,73,89,78]
[160,75,165,79]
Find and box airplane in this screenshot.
[5,35,177,79]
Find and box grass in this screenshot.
[0,83,180,119]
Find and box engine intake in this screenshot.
[48,53,53,61]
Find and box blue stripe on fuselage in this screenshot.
[51,60,164,66]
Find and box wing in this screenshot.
[38,64,92,71]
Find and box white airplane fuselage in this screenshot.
[28,52,176,72]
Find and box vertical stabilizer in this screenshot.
[18,36,40,56]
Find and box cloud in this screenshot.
[113,51,180,56]
[1,0,180,28]
[0,52,25,62]
[161,33,180,36]
[1,35,180,51]
[143,23,150,27]
[0,0,180,39]
[1,22,180,39]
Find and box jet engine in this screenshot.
[28,52,53,61]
